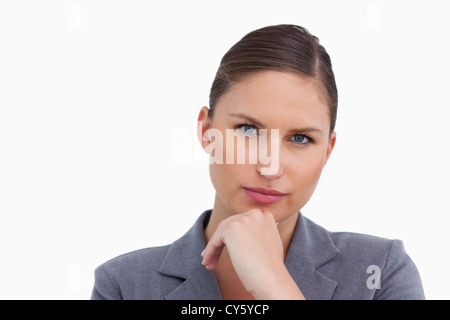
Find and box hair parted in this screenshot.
[208,24,338,134]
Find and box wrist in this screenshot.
[251,264,305,300]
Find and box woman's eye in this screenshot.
[237,124,258,135]
[291,134,310,144]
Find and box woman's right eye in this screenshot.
[236,124,258,135]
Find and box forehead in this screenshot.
[215,70,330,130]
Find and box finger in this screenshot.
[201,212,247,269]
[201,227,227,270]
[201,209,265,270]
[257,209,276,225]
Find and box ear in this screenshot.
[323,131,337,167]
[197,106,212,151]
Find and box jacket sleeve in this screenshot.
[90,265,123,300]
[374,239,425,300]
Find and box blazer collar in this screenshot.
[159,210,340,300]
[284,214,341,299]
[159,210,222,299]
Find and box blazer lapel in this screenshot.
[164,266,222,300]
[285,255,338,300]
[159,210,340,300]
[285,213,341,300]
[158,210,222,300]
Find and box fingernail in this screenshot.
[200,249,205,256]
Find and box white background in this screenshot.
[0,0,449,300]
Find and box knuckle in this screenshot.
[246,209,263,219]
[246,208,262,215]
[227,219,244,235]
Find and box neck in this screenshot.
[204,193,299,259]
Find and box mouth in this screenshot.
[243,187,287,204]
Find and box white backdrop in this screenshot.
[1,0,449,300]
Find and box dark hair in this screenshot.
[208,24,338,134]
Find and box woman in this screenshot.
[91,24,425,300]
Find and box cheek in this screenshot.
[287,151,326,198]
[208,159,248,195]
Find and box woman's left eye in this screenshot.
[290,134,310,144]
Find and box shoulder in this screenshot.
[91,210,212,300]
[91,245,180,300]
[299,215,397,266]
[301,215,404,261]
[328,229,414,275]
[298,215,424,299]
[325,228,424,299]
[331,230,395,258]
[99,245,169,276]
[91,210,211,300]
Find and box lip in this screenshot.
[243,187,287,204]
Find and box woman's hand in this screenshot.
[201,208,305,300]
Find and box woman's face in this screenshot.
[198,70,336,223]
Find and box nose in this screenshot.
[257,162,284,180]
[256,129,283,179]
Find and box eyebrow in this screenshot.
[227,112,323,135]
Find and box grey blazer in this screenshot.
[91,210,425,300]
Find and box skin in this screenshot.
[197,70,336,300]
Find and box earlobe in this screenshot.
[197,106,212,151]
[323,131,337,166]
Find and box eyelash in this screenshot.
[233,122,314,144]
